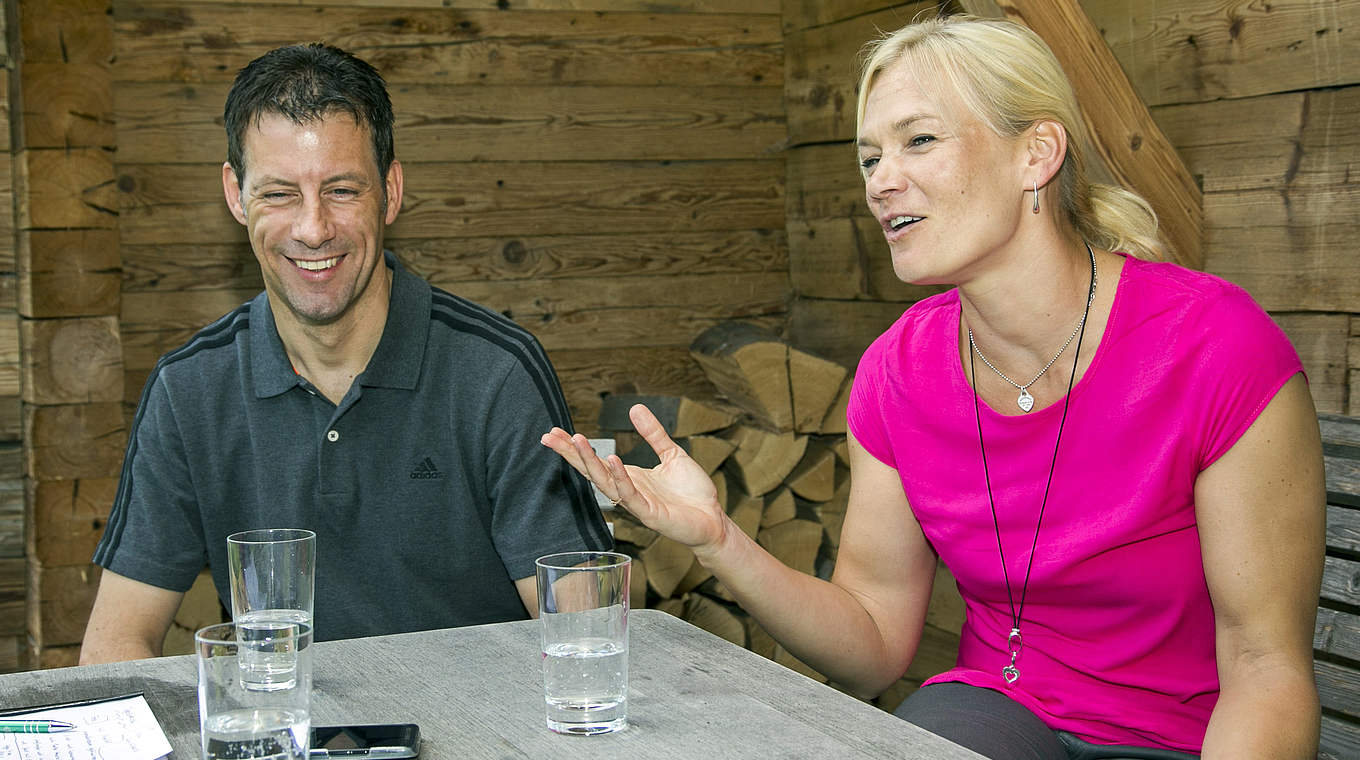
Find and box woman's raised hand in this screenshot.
[541,403,729,553]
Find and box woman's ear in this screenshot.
[1026,119,1068,188]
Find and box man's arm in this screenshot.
[514,576,540,619]
[79,570,183,664]
[1196,374,1324,759]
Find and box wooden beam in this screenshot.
[960,0,1204,270]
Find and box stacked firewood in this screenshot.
[600,322,853,683]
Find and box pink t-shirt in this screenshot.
[847,255,1303,752]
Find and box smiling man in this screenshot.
[80,44,612,663]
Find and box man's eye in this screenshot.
[330,188,358,197]
[262,192,291,201]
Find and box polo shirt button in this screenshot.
[327,430,339,442]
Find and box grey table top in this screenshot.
[0,609,981,759]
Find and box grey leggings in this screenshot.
[893,683,1200,760]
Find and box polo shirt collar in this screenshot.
[250,251,429,398]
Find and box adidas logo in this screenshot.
[409,457,444,480]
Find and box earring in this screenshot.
[1032,180,1040,214]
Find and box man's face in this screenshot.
[223,112,402,329]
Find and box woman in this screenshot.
[541,15,1323,759]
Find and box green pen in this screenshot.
[0,719,76,734]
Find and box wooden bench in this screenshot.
[1318,412,1360,759]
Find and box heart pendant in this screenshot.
[1003,664,1019,685]
[1017,389,1035,413]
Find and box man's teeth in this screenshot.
[294,256,340,271]
[890,215,921,230]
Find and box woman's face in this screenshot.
[856,61,1030,285]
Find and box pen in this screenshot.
[0,720,76,734]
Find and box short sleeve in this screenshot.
[1187,283,1304,471]
[484,350,613,580]
[92,372,209,592]
[847,328,898,468]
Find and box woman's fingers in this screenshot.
[629,403,683,460]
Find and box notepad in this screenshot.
[0,693,172,760]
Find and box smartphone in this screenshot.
[309,724,420,759]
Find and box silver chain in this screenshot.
[968,244,1097,406]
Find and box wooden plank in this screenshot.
[1322,413,1360,449]
[968,0,1203,269]
[16,149,118,230]
[1085,0,1360,107]
[0,636,20,674]
[1317,608,1360,662]
[116,82,786,164]
[17,0,113,64]
[1204,186,1360,313]
[19,230,122,318]
[0,315,18,398]
[0,480,20,559]
[1315,658,1360,722]
[27,478,119,567]
[19,63,114,149]
[20,317,123,406]
[788,216,949,302]
[0,558,21,637]
[550,346,720,437]
[117,160,784,244]
[122,230,787,294]
[789,298,910,372]
[26,643,80,670]
[1328,506,1360,554]
[24,402,128,482]
[784,4,936,145]
[783,0,927,32]
[1322,555,1360,608]
[786,141,873,221]
[1152,87,1360,194]
[113,5,783,87]
[1273,313,1349,416]
[1320,713,1360,760]
[26,561,101,648]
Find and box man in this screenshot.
[81,44,612,663]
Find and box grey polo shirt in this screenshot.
[95,253,611,640]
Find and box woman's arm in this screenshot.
[542,403,938,696]
[1195,374,1325,759]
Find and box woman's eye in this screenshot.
[909,135,936,147]
[859,156,879,172]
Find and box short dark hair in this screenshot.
[224,43,395,186]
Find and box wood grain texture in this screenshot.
[1273,313,1349,415]
[1086,0,1360,107]
[20,230,122,318]
[25,561,100,648]
[20,63,115,149]
[0,559,21,638]
[24,402,128,482]
[117,82,786,163]
[16,148,118,230]
[113,5,782,87]
[17,0,113,64]
[26,478,118,567]
[138,0,778,9]
[20,317,124,406]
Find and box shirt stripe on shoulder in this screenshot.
[94,304,253,565]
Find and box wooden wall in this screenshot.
[0,1,24,674]
[784,0,1360,419]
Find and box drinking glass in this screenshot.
[196,621,312,760]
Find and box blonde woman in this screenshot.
[543,15,1323,759]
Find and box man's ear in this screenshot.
[383,159,404,226]
[1026,119,1068,189]
[222,162,248,226]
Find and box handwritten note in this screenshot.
[0,694,171,760]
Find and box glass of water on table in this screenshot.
[197,620,312,760]
[536,551,631,735]
[227,528,316,691]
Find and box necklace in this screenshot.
[968,244,1097,413]
[969,243,1095,686]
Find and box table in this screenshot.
[0,610,982,759]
